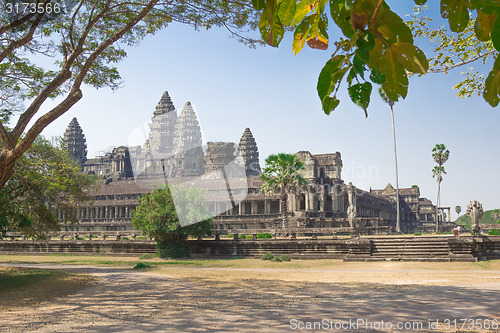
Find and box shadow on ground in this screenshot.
[0,265,498,332]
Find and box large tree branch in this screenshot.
[13,88,83,160]
[12,0,160,159]
[0,2,47,62]
[72,0,159,89]
[0,10,37,35]
[10,2,113,142]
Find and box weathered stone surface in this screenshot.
[237,128,261,176]
[63,117,87,167]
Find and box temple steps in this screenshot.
[368,237,476,262]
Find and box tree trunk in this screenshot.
[281,193,288,229]
[435,177,441,233]
[390,105,400,233]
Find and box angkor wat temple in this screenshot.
[61,92,445,235]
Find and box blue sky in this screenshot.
[29,2,499,215]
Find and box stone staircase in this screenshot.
[368,237,476,262]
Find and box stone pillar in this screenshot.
[125,206,129,218]
[238,203,242,215]
[105,207,108,219]
[251,201,256,215]
[264,200,269,214]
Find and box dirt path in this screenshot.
[0,264,499,332]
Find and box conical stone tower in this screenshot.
[146,91,177,155]
[237,127,261,176]
[63,117,87,167]
[173,101,202,153]
[172,101,204,176]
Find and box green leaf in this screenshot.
[355,31,374,63]
[330,0,355,38]
[278,0,297,26]
[352,53,366,79]
[292,16,312,54]
[391,42,429,74]
[348,82,372,117]
[252,0,266,10]
[378,46,409,101]
[259,0,285,46]
[291,0,315,25]
[474,10,497,41]
[317,55,349,98]
[322,96,341,115]
[375,9,414,45]
[492,16,500,51]
[441,0,470,32]
[369,67,385,84]
[484,57,500,107]
[317,55,350,115]
[414,0,427,4]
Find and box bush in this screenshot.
[261,252,274,260]
[257,233,272,239]
[238,234,247,239]
[271,257,282,262]
[279,254,291,261]
[133,262,152,269]
[488,229,500,235]
[159,242,190,258]
[225,234,234,238]
[413,232,422,236]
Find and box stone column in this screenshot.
[238,203,242,215]
[125,206,129,218]
[264,200,269,214]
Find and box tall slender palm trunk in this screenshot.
[390,105,400,233]
[281,193,288,229]
[436,177,441,232]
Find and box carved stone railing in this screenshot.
[1,230,146,241]
[213,227,356,241]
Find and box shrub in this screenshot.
[257,233,272,239]
[413,232,422,236]
[225,234,234,238]
[238,234,247,239]
[488,229,500,235]
[279,254,291,261]
[133,262,152,269]
[271,257,282,262]
[261,252,274,260]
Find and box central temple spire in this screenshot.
[153,91,175,116]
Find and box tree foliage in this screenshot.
[0,0,259,191]
[0,135,96,237]
[260,153,307,228]
[408,5,496,99]
[132,185,212,258]
[252,0,500,115]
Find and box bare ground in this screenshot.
[0,263,499,332]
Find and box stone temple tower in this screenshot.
[63,117,87,167]
[171,101,204,176]
[146,91,177,155]
[237,127,261,176]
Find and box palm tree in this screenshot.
[455,205,461,220]
[432,144,450,232]
[260,153,307,229]
[379,87,400,233]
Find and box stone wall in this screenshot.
[2,236,500,261]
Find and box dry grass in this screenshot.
[0,266,96,311]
